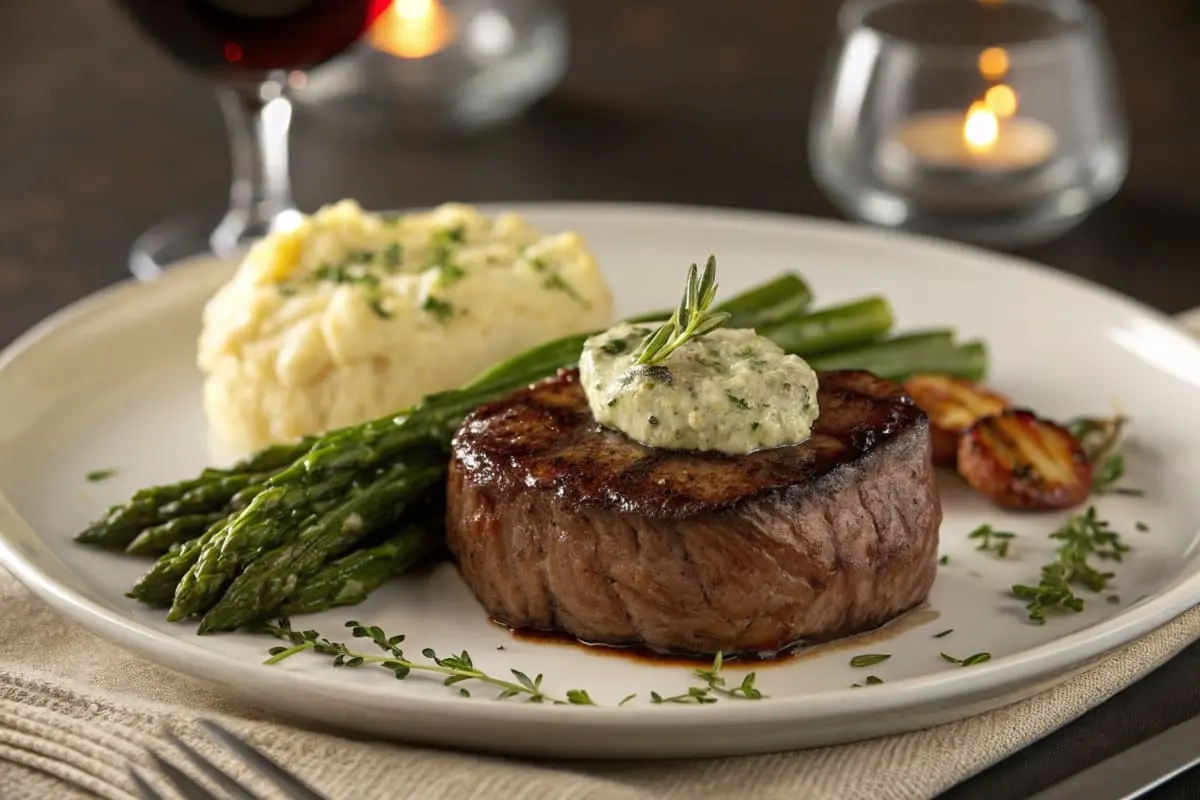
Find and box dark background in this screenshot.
[1,1,1197,797]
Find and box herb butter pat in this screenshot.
[579,323,820,454]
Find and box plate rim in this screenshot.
[2,201,1199,737]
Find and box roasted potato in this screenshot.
[902,374,1011,466]
[957,409,1093,511]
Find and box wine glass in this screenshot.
[113,1,393,280]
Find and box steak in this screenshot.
[445,368,942,656]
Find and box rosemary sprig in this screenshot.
[634,256,731,366]
[1011,506,1131,624]
[261,619,597,705]
[967,524,1016,558]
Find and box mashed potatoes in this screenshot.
[198,200,614,454]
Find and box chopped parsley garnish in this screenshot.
[422,296,454,321]
[543,273,590,307]
[726,392,750,409]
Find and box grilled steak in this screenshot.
[445,368,942,655]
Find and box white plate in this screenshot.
[2,204,1199,760]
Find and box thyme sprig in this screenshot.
[968,524,1017,558]
[261,618,597,705]
[1067,414,1142,496]
[1011,506,1131,624]
[650,651,765,704]
[262,620,764,706]
[634,256,731,366]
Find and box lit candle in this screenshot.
[366,0,457,60]
[875,85,1061,209]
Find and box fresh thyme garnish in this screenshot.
[634,256,731,367]
[1135,521,1149,532]
[1107,595,1120,604]
[649,651,764,704]
[940,651,991,667]
[85,468,117,482]
[1067,414,1142,496]
[933,629,954,638]
[938,554,949,565]
[1091,452,1143,496]
[262,619,598,705]
[1010,506,1131,624]
[262,621,761,706]
[851,675,884,688]
[422,296,454,320]
[849,653,891,668]
[968,524,1017,558]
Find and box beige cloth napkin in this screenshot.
[4,310,1200,800]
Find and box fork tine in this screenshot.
[128,766,168,800]
[148,751,218,800]
[167,730,260,800]
[198,719,328,800]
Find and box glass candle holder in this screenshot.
[291,0,567,136]
[809,0,1128,249]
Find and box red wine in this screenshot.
[114,0,392,80]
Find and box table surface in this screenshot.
[3,1,1199,797]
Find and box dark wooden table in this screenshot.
[2,1,1198,797]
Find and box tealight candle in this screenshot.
[875,99,1062,211]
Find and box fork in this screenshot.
[128,719,328,800]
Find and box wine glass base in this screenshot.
[128,212,235,282]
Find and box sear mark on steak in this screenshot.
[445,368,943,656]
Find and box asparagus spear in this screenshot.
[125,512,227,557]
[758,296,894,357]
[196,461,445,633]
[75,445,310,550]
[807,331,988,382]
[278,523,439,617]
[167,468,366,621]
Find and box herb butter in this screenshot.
[579,323,820,454]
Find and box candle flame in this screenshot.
[367,0,456,59]
[963,102,1000,152]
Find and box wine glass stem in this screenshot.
[210,78,299,259]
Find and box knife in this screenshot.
[1026,712,1200,800]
